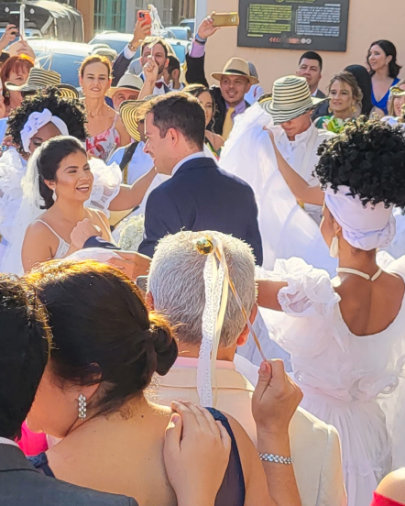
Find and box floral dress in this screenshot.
[86,114,121,161]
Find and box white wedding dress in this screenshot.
[260,256,405,506]
[0,148,122,274]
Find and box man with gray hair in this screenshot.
[147,230,347,506]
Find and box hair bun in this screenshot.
[149,318,177,375]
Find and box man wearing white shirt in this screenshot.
[261,75,334,224]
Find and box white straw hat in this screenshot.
[260,75,326,124]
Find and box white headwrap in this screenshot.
[21,109,69,153]
[324,185,396,250]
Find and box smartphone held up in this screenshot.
[211,12,240,28]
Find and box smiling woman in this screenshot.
[79,55,130,161]
[21,136,114,272]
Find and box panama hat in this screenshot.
[390,86,405,97]
[6,67,79,99]
[211,57,259,84]
[260,75,326,124]
[107,73,143,99]
[120,96,154,142]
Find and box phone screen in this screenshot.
[8,12,19,32]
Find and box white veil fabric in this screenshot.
[219,102,336,276]
[0,149,122,275]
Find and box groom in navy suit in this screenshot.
[138,93,263,264]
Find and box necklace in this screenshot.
[336,267,382,281]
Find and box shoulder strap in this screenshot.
[119,141,139,172]
[35,219,65,243]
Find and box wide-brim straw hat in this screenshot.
[6,66,79,99]
[107,73,144,99]
[120,96,154,142]
[260,75,326,124]
[211,57,259,84]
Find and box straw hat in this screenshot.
[5,67,79,100]
[390,86,405,97]
[107,73,143,99]
[211,57,259,84]
[120,97,154,141]
[260,75,326,124]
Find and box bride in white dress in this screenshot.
[0,89,156,273]
[256,120,405,506]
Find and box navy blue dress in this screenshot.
[29,408,245,505]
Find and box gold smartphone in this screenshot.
[211,12,239,27]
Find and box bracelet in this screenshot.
[195,33,207,44]
[259,453,293,465]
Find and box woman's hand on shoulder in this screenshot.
[163,401,231,506]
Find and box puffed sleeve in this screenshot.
[274,257,340,317]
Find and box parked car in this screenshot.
[179,18,195,34]
[165,26,192,40]
[89,31,190,64]
[28,39,115,88]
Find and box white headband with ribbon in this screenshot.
[21,108,69,153]
[324,185,396,250]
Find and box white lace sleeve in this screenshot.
[87,158,122,215]
[273,257,340,316]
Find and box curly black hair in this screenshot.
[315,118,405,208]
[6,87,88,154]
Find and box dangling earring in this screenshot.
[77,394,87,419]
[329,236,339,258]
[52,189,56,202]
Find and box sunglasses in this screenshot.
[390,86,405,97]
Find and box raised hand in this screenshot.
[0,24,19,51]
[197,15,219,40]
[252,359,303,435]
[130,18,151,49]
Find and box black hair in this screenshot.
[315,119,405,208]
[26,260,178,417]
[166,54,180,74]
[299,51,323,71]
[367,40,401,78]
[0,275,50,439]
[6,87,88,155]
[344,64,373,115]
[37,136,87,209]
[183,83,218,131]
[149,92,205,149]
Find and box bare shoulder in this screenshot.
[376,468,405,503]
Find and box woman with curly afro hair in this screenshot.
[257,119,405,506]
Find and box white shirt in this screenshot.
[272,123,335,223]
[171,151,206,177]
[108,141,153,185]
[0,436,19,448]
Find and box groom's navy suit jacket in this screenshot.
[138,156,263,264]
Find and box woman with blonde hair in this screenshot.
[315,71,363,130]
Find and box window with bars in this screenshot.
[94,0,126,32]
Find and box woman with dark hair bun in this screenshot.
[367,39,402,115]
[258,119,405,506]
[25,260,273,506]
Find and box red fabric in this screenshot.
[371,491,405,506]
[16,421,48,456]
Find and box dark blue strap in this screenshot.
[206,407,245,506]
